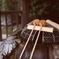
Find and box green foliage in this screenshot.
[5,0,18,10]
[0,0,2,10]
[1,0,21,11]
[2,0,8,11]
[29,0,59,20]
[0,0,2,5]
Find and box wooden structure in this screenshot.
[1,11,22,40]
[0,0,59,59]
[0,0,59,40]
[0,0,30,40]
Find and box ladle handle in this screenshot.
[19,25,35,59]
[29,25,42,59]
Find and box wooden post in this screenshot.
[21,0,30,28]
[0,12,2,41]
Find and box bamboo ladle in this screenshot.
[19,19,40,59]
[29,20,46,59]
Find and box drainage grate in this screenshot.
[42,23,59,44]
[20,23,59,44]
[21,27,37,41]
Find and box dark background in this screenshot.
[29,0,59,24]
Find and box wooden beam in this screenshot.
[21,0,30,28]
[46,20,59,30]
[0,13,2,41]
[27,25,53,33]
[1,11,22,14]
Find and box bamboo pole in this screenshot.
[19,25,35,59]
[29,25,42,59]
